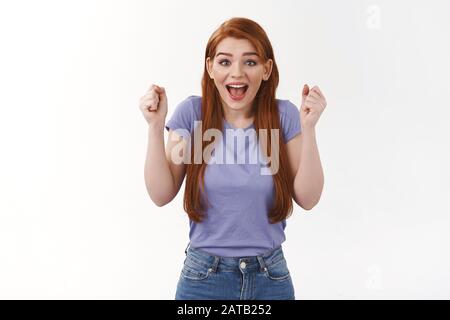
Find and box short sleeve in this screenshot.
[165,95,201,140]
[278,99,302,143]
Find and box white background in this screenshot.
[0,0,449,299]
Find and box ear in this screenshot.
[206,57,214,80]
[263,58,273,81]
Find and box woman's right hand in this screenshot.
[139,84,168,127]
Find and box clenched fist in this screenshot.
[300,84,327,130]
[139,84,168,127]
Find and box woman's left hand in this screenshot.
[300,84,327,130]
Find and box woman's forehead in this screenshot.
[215,37,257,54]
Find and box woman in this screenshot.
[139,17,326,300]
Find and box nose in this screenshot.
[230,63,244,78]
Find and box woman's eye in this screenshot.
[218,60,257,66]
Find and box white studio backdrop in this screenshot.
[0,0,449,299]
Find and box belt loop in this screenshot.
[257,255,267,272]
[210,256,220,272]
[184,241,191,255]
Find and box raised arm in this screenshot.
[145,126,188,206]
[140,85,187,206]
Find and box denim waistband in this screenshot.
[183,243,286,273]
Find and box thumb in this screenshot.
[155,86,167,104]
[301,84,309,105]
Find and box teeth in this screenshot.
[227,84,247,88]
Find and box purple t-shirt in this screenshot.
[165,95,301,257]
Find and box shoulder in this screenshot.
[276,98,299,119]
[165,95,201,137]
[276,98,302,142]
[176,95,202,117]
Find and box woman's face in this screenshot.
[206,37,273,114]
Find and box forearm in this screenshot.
[293,128,324,210]
[144,124,175,206]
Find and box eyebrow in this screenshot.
[215,52,259,57]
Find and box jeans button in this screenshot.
[240,261,247,269]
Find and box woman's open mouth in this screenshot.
[226,84,248,101]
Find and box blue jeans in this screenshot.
[175,244,295,300]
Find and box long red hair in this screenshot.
[184,17,294,224]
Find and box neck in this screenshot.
[221,100,255,123]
